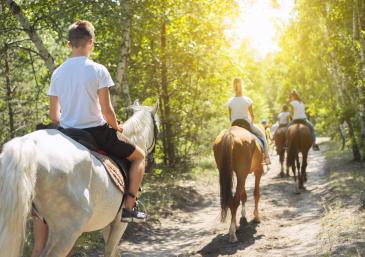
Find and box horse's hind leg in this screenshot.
[240,173,248,219]
[253,168,263,223]
[229,173,243,243]
[292,157,300,194]
[104,216,128,257]
[301,152,308,185]
[279,151,285,177]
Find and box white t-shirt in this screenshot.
[48,56,114,129]
[290,100,307,120]
[278,111,290,124]
[228,96,253,123]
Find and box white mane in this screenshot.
[120,104,159,154]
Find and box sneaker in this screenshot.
[121,208,147,223]
[312,144,320,151]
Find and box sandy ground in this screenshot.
[119,138,329,257]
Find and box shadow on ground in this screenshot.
[197,218,262,257]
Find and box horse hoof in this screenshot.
[254,217,261,223]
[229,235,238,243]
[280,172,284,178]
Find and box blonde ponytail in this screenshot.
[233,78,243,96]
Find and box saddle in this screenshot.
[292,119,306,125]
[231,119,264,152]
[231,119,252,133]
[36,124,129,193]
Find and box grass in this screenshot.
[319,141,365,257]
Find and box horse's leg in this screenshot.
[253,167,263,223]
[301,151,308,185]
[283,150,290,177]
[240,173,249,219]
[103,224,111,243]
[279,150,285,177]
[292,155,300,194]
[229,198,239,243]
[104,215,128,257]
[228,172,243,243]
[297,155,304,189]
[40,224,83,257]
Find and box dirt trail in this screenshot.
[121,138,329,257]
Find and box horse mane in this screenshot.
[121,103,159,152]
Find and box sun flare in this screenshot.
[227,0,294,58]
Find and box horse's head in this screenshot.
[124,100,159,172]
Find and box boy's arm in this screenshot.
[98,87,121,132]
[49,96,60,125]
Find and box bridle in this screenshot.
[145,111,158,171]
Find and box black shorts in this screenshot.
[83,124,136,158]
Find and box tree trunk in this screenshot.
[5,0,56,73]
[4,45,15,138]
[353,0,365,140]
[329,51,362,161]
[160,21,175,166]
[113,0,132,110]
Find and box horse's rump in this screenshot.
[287,124,312,166]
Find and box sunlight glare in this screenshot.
[227,0,294,58]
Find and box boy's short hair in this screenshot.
[68,20,95,48]
[282,104,288,111]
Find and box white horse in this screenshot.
[0,102,159,257]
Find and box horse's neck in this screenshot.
[121,112,153,152]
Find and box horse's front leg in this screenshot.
[104,213,128,257]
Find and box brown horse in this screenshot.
[213,126,264,242]
[286,123,313,193]
[274,126,289,177]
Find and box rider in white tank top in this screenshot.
[228,78,271,164]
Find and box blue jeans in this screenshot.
[288,119,316,143]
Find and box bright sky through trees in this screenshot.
[227,0,294,58]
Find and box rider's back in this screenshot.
[48,56,113,129]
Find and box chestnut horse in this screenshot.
[274,126,289,177]
[213,126,263,242]
[286,123,313,193]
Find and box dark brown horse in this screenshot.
[213,126,264,242]
[274,126,289,177]
[286,123,313,193]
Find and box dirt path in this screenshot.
[120,138,329,257]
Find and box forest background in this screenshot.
[1,0,365,170]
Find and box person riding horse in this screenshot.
[228,78,271,165]
[288,90,320,151]
[32,20,146,257]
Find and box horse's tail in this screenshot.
[218,132,234,222]
[0,137,38,257]
[287,126,299,167]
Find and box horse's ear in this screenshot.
[152,101,159,115]
[133,99,140,106]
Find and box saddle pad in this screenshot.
[92,151,125,194]
[254,135,264,152]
